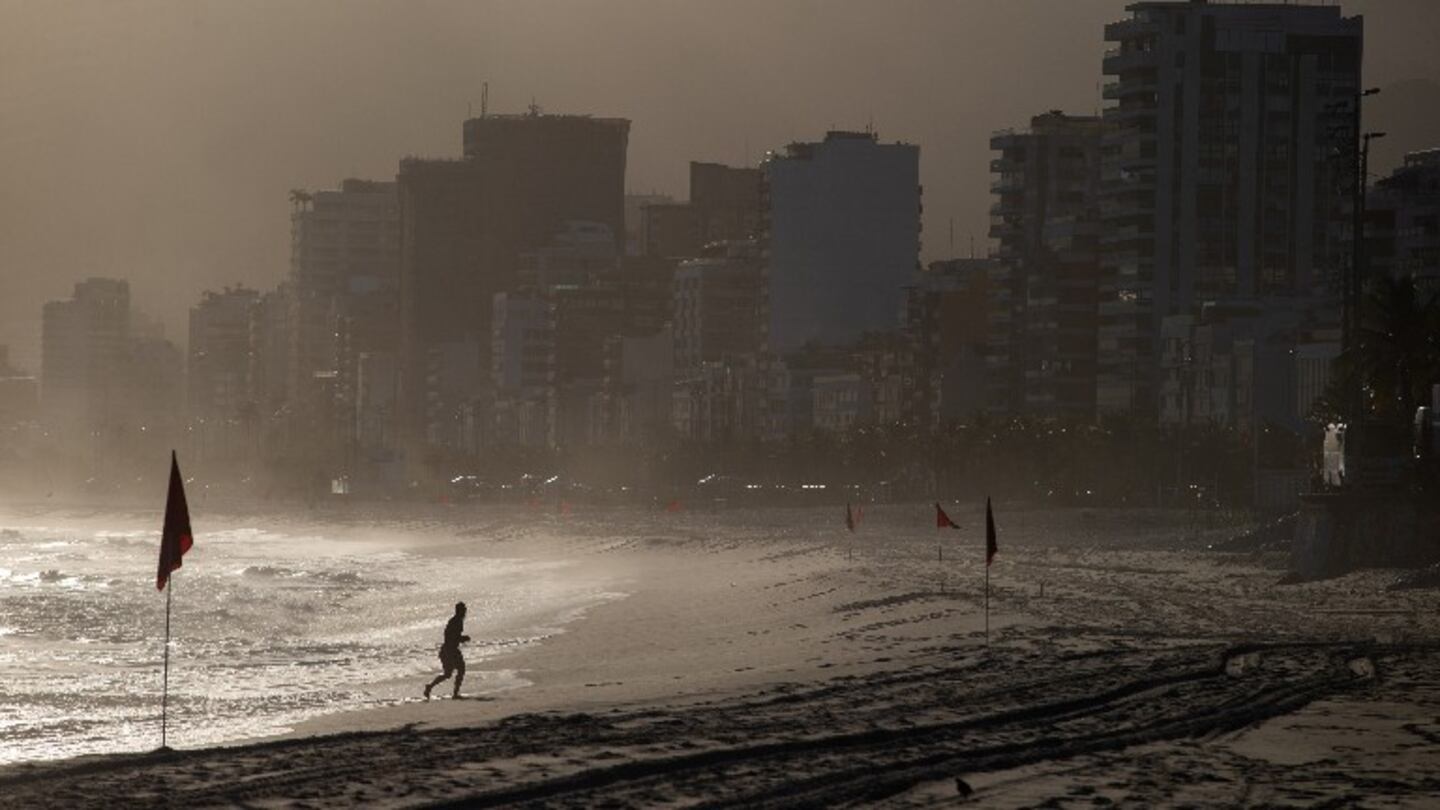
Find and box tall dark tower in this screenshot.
[397,111,630,466]
[1097,1,1363,416]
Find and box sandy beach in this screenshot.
[2,503,1439,807]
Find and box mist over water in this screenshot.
[0,518,622,764]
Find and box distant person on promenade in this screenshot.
[423,602,470,700]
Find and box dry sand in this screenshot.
[2,503,1439,808]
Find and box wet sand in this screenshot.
[3,504,1438,807]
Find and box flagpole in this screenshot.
[161,574,172,750]
[984,561,989,644]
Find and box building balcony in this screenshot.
[1102,78,1157,101]
[1102,126,1157,148]
[1103,49,1158,75]
[1101,224,1154,246]
[990,175,1025,194]
[989,200,1025,217]
[989,130,1026,149]
[1104,16,1159,42]
[1100,243,1143,264]
[1104,172,1157,194]
[1103,105,1157,126]
[1101,201,1155,223]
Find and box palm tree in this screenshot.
[1358,274,1440,421]
[288,189,312,212]
[1314,276,1440,426]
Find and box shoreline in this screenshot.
[4,505,1440,806]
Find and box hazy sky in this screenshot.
[3,1,1438,370]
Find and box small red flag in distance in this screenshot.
[986,496,998,566]
[156,451,194,591]
[935,502,959,530]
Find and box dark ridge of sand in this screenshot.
[2,641,1437,808]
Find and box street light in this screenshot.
[1344,81,1382,422]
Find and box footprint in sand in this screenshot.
[1348,657,1376,679]
[1224,652,1262,676]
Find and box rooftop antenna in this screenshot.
[481,82,489,118]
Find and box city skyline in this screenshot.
[5,7,1440,801]
[4,1,1440,370]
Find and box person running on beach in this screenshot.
[423,602,470,700]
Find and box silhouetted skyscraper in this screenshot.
[1097,1,1362,415]
[286,180,400,467]
[0,345,38,430]
[1367,149,1440,288]
[638,162,760,260]
[398,112,630,461]
[672,241,763,376]
[41,278,130,442]
[990,112,1104,419]
[761,131,921,355]
[188,286,260,462]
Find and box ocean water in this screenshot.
[0,516,622,764]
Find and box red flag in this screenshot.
[985,496,998,566]
[156,451,193,591]
[845,503,855,532]
[935,502,959,530]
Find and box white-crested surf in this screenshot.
[0,516,623,764]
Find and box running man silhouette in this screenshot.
[423,602,470,699]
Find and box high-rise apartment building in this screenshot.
[491,291,552,448]
[672,241,763,375]
[1367,149,1440,289]
[761,131,921,355]
[1098,1,1362,415]
[904,259,998,428]
[290,180,400,300]
[624,192,675,256]
[398,112,630,460]
[547,264,671,449]
[639,162,761,260]
[461,113,630,252]
[0,346,38,429]
[989,112,1104,419]
[40,279,183,467]
[188,287,260,452]
[288,179,400,455]
[41,278,131,441]
[690,162,763,244]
